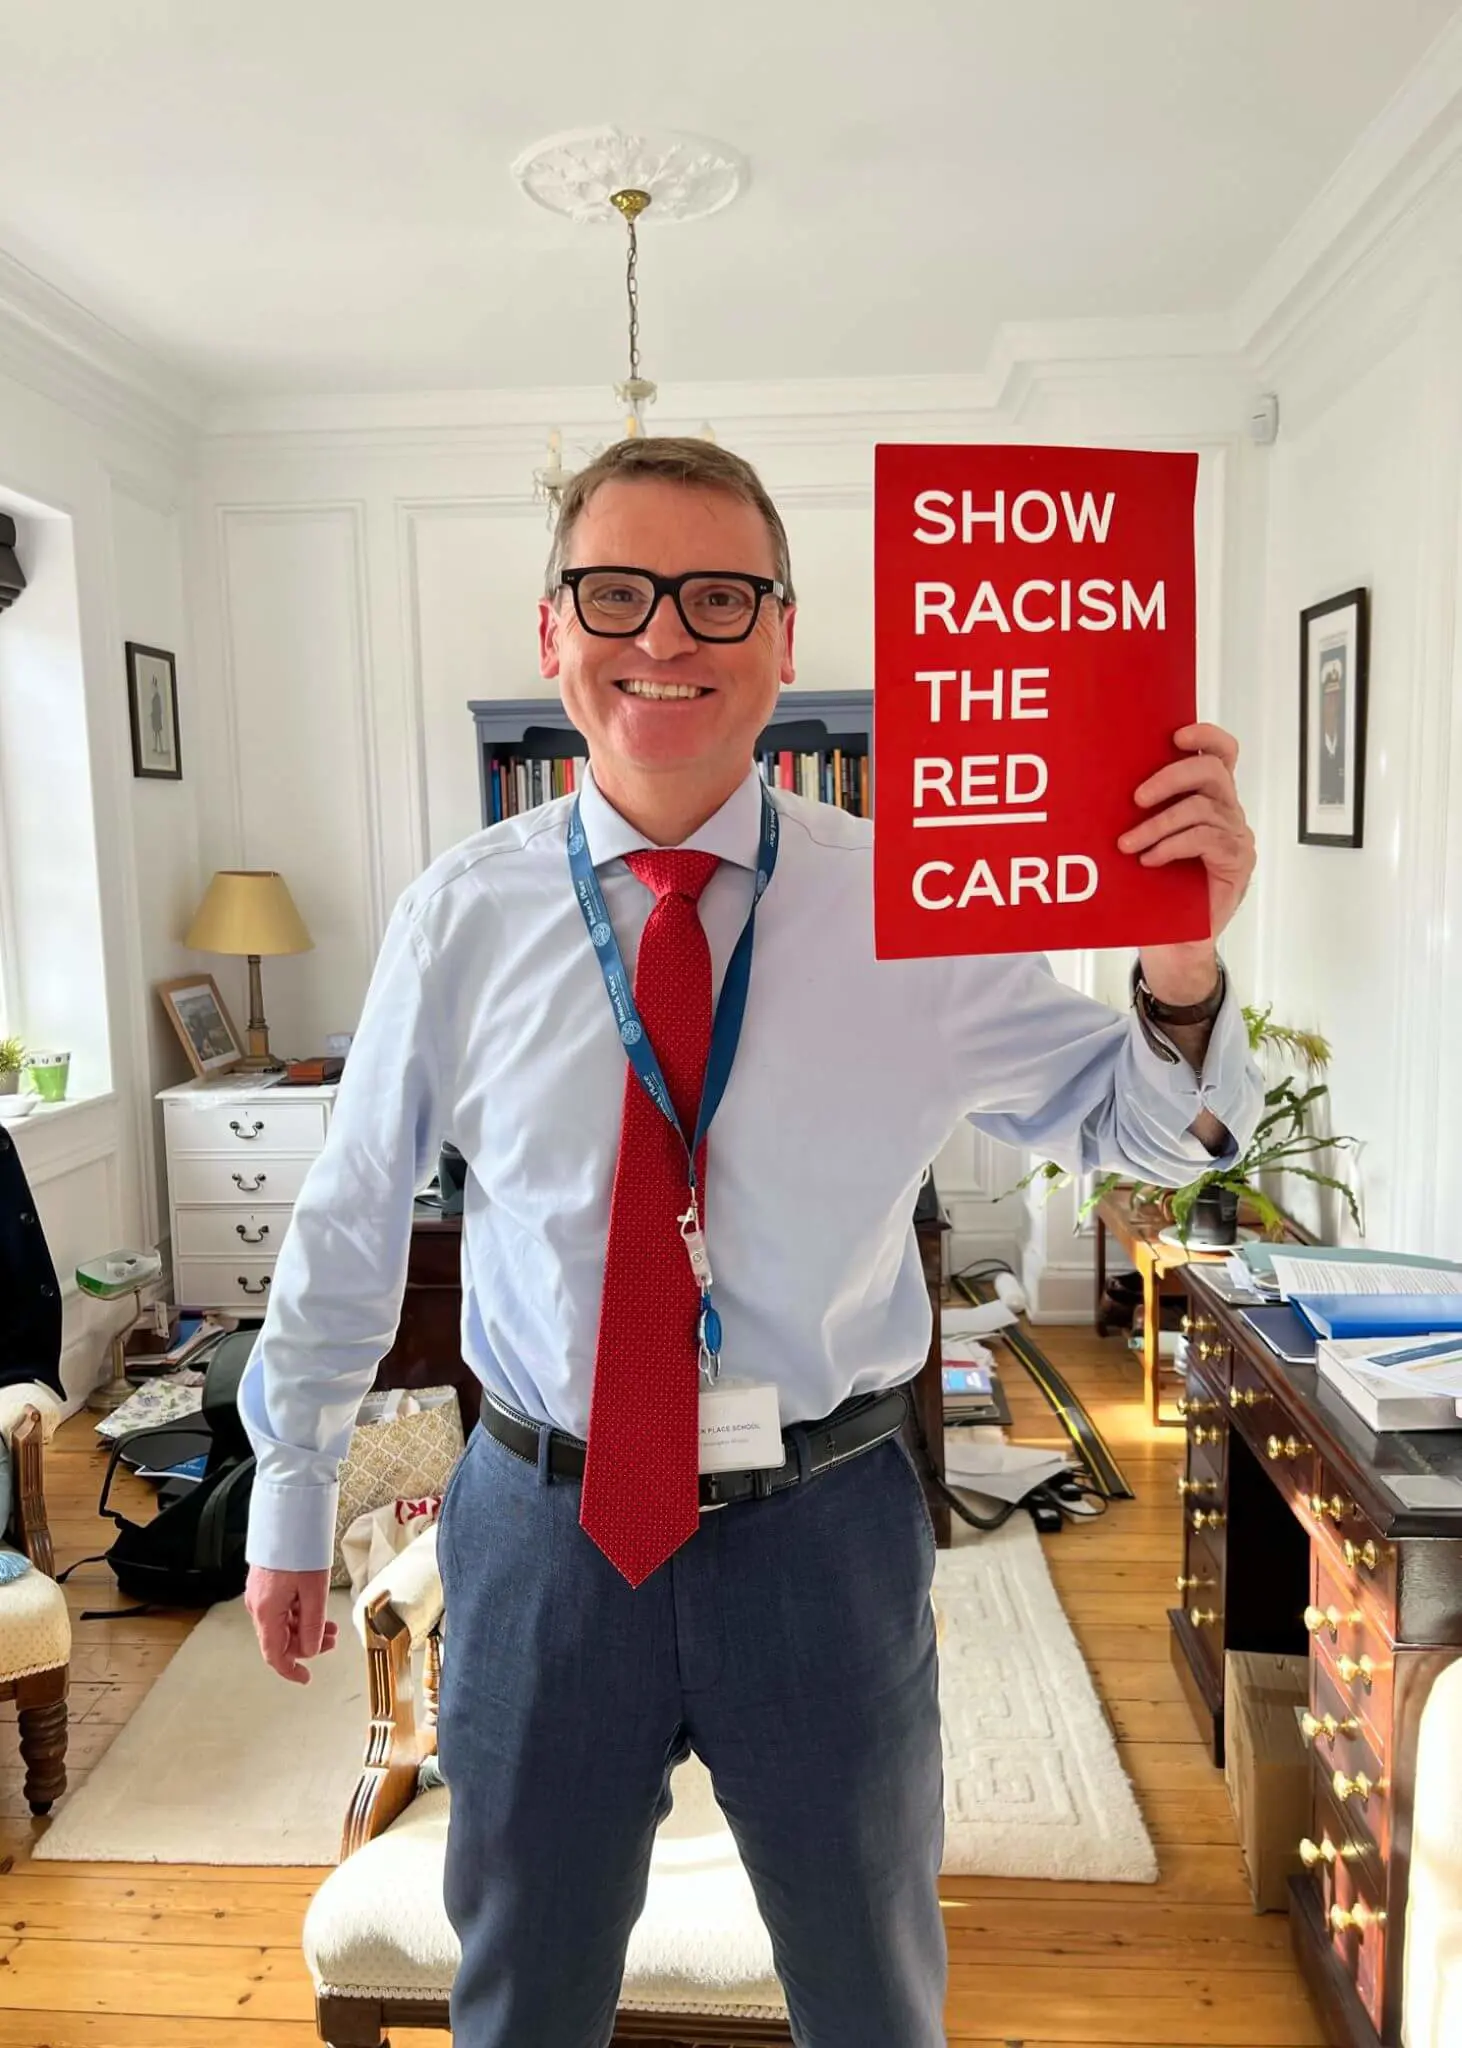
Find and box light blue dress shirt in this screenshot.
[241,767,1264,1571]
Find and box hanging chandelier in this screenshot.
[510,127,747,510]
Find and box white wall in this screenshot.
[1242,157,1462,1259]
[0,319,198,1399]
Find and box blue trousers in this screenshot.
[435,1418,948,2047]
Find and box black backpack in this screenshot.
[86,1329,259,1610]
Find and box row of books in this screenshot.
[484,746,873,822]
[757,748,869,815]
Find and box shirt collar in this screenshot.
[576,765,765,872]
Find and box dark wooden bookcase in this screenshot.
[468,691,873,828]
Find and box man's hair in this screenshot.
[542,436,796,605]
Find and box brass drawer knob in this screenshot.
[1177,1476,1218,1498]
[1190,1424,1222,1447]
[1329,1901,1386,1936]
[1175,1573,1213,1594]
[1336,1653,1376,1690]
[1301,1711,1359,1746]
[1344,1539,1380,1573]
[1304,1603,1362,1639]
[1266,1434,1313,1461]
[1229,1386,1261,1409]
[1300,1833,1360,1868]
[1188,1606,1218,1628]
[1332,1768,1383,1805]
[1307,1492,1354,1524]
[1191,1508,1225,1532]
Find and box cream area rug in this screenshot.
[37,1517,1155,1882]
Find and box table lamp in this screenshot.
[184,869,312,1073]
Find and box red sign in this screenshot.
[873,444,1210,959]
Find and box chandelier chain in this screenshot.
[625,214,640,386]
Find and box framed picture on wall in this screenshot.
[1298,588,1368,848]
[157,974,242,1079]
[126,641,182,780]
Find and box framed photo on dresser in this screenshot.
[157,974,243,1079]
[1298,588,1368,848]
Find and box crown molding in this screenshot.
[1235,9,1462,363]
[0,249,205,461]
[198,314,1240,452]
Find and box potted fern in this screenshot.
[0,1036,23,1096]
[1018,1005,1363,1248]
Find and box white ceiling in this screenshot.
[0,0,1457,399]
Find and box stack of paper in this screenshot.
[942,1432,1071,1504]
[1317,1334,1462,1433]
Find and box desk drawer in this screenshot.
[1308,1775,1389,2035]
[173,1206,294,1260]
[1310,1551,1395,1765]
[1308,1472,1399,1637]
[170,1153,318,1207]
[165,1100,328,1157]
[175,1258,277,1311]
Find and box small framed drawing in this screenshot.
[125,641,182,780]
[1299,588,1368,848]
[157,974,243,1079]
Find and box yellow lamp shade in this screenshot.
[185,870,312,957]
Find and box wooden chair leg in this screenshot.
[14,1663,67,1815]
[315,1993,388,2045]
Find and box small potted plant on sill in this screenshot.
[1017,1005,1363,1248]
[0,1036,24,1096]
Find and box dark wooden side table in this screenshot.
[1093,1183,1312,1425]
[377,1207,953,1548]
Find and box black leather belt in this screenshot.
[479,1384,912,1511]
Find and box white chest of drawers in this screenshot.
[158,1077,338,1313]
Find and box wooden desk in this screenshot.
[377,1208,953,1547]
[1173,1264,1462,2047]
[1093,1183,1312,1425]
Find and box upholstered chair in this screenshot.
[304,1521,793,2048]
[0,1389,70,1814]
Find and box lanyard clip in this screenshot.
[678,1199,713,1290]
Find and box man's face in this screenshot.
[539,479,797,799]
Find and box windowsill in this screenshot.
[4,1088,118,1139]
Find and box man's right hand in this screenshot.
[245,1564,339,1684]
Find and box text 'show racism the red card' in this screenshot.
[873,444,1211,960]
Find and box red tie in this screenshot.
[580,848,722,1587]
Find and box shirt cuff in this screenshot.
[245,1478,340,1575]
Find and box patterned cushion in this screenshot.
[304,1755,787,2017]
[0,1544,69,1680]
[331,1397,463,1588]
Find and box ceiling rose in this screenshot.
[510,126,747,226]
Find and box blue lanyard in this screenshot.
[567,785,779,1371]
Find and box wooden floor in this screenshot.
[0,1324,1328,2048]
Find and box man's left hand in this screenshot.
[1119,722,1256,999]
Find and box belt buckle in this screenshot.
[699,1471,732,1514]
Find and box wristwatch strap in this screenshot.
[1131,961,1227,1026]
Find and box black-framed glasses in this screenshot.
[558,566,787,644]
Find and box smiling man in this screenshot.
[242,436,1264,2048]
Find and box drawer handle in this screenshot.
[1188,1605,1218,1628]
[1344,1539,1380,1573]
[1300,1711,1359,1747]
[1266,1434,1312,1461]
[1329,1901,1386,1937]
[1299,1834,1362,1869]
[235,1224,271,1245]
[229,1119,265,1141]
[1177,1476,1218,1498]
[232,1172,268,1192]
[1332,1768,1383,1806]
[1307,1493,1354,1525]
[1177,1396,1218,1418]
[1229,1387,1263,1409]
[1336,1653,1375,1691]
[1176,1573,1215,1594]
[1189,1424,1223,1447]
[237,1275,272,1297]
[1196,1338,1222,1361]
[1304,1603,1362,1639]
[1190,1508,1225,1532]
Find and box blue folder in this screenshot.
[1289,1293,1462,1341]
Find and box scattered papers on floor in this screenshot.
[942,1431,1071,1504]
[941,1300,1018,1338]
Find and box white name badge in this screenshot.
[698,1380,784,1474]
